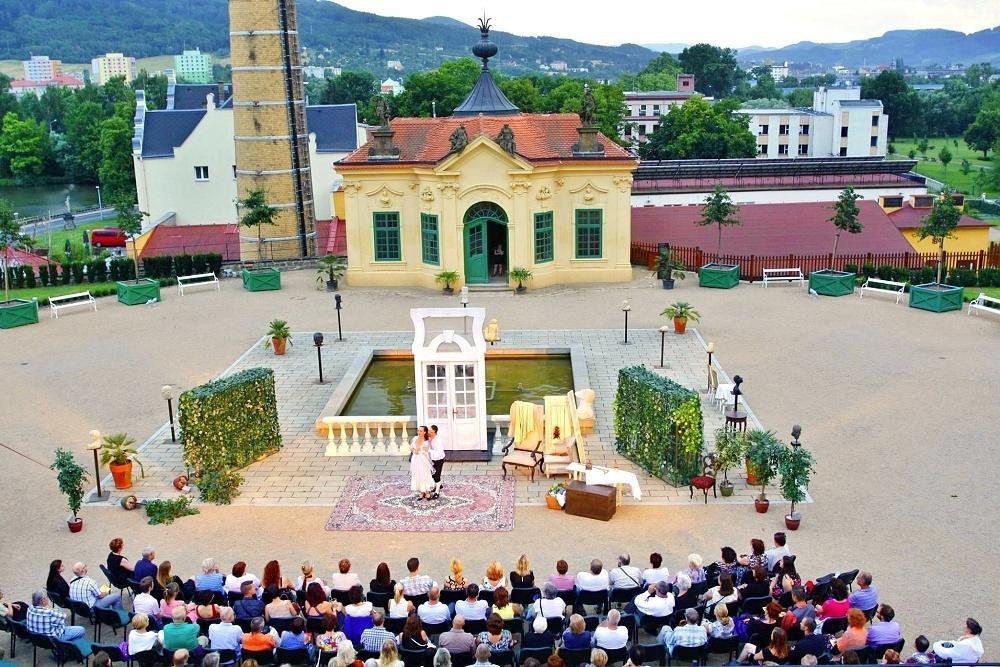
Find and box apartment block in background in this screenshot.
[91,52,138,85]
[174,49,213,83]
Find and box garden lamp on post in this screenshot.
[706,342,715,393]
[87,430,108,501]
[313,332,326,384]
[161,385,177,443]
[484,318,500,346]
[656,325,670,368]
[791,424,802,448]
[334,293,343,342]
[620,299,632,345]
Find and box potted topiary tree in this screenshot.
[745,429,782,513]
[51,448,88,532]
[100,432,144,490]
[713,427,747,497]
[910,189,963,313]
[264,319,292,355]
[112,197,160,306]
[654,249,686,289]
[696,186,742,289]
[238,189,283,291]
[435,270,459,294]
[0,198,39,329]
[778,440,815,530]
[661,302,701,334]
[509,267,533,293]
[315,254,347,291]
[810,186,864,296]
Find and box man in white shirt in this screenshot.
[417,587,451,625]
[933,618,984,663]
[132,577,160,618]
[429,425,447,497]
[608,554,643,590]
[592,609,629,650]
[330,558,363,592]
[208,607,244,652]
[764,532,791,572]
[576,559,610,592]
[454,584,489,621]
[642,553,670,586]
[632,581,675,622]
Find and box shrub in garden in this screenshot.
[891,266,910,283]
[206,253,222,276]
[39,265,49,286]
[60,262,71,285]
[948,267,978,287]
[173,254,194,276]
[843,263,858,275]
[70,262,84,284]
[13,266,25,288]
[93,260,107,283]
[24,266,36,288]
[111,257,133,281]
[978,267,1000,287]
[876,264,895,280]
[862,263,876,278]
[87,261,100,283]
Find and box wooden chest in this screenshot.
[564,481,617,521]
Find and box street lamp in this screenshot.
[87,430,108,501]
[161,385,177,442]
[731,375,743,412]
[706,342,715,393]
[790,424,802,448]
[95,186,103,220]
[334,293,343,341]
[656,325,670,368]
[620,299,632,345]
[313,332,326,383]
[460,286,469,308]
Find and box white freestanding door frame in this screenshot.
[410,308,488,451]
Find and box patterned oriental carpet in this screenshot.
[326,475,516,532]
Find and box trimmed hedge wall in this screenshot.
[613,365,704,486]
[178,367,282,475]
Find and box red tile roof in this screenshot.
[631,200,915,255]
[314,219,346,256]
[632,173,919,193]
[339,113,634,166]
[886,202,990,229]
[140,224,240,261]
[3,248,48,269]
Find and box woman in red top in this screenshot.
[817,579,851,620]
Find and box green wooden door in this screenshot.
[464,218,488,284]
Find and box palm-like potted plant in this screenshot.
[713,427,747,497]
[654,250,686,289]
[435,270,459,294]
[51,448,88,532]
[509,267,533,293]
[263,319,292,355]
[744,429,782,513]
[316,254,347,291]
[661,302,700,334]
[100,433,145,490]
[778,443,815,530]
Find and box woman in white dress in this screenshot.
[410,426,435,499]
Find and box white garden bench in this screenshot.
[968,293,1000,318]
[49,291,97,318]
[762,267,804,287]
[177,272,220,296]
[860,277,907,304]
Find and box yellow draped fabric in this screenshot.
[511,401,538,445]
[543,395,574,455]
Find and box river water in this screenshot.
[0,183,101,218]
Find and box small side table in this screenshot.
[725,410,747,432]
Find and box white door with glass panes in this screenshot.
[422,361,482,450]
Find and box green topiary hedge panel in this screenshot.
[179,367,281,472]
[613,365,704,485]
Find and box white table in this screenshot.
[567,463,642,502]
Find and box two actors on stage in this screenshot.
[409,425,446,500]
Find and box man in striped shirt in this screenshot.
[69,563,125,613]
[360,612,397,653]
[26,591,86,641]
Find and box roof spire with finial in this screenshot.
[453,16,520,117]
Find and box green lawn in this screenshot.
[965,286,1000,301]
[970,212,1000,228]
[889,137,998,197]
[24,217,119,258]
[6,282,118,304]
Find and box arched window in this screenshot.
[463,201,508,224]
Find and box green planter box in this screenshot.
[116,278,161,306]
[242,268,282,292]
[0,298,39,329]
[909,282,963,313]
[808,269,856,297]
[699,263,740,289]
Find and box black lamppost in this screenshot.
[791,424,802,448]
[731,375,743,412]
[87,430,108,501]
[161,385,177,442]
[334,293,343,341]
[620,299,632,345]
[656,325,670,368]
[706,342,715,393]
[313,332,326,383]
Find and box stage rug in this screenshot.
[326,475,515,532]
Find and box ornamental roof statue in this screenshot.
[496,124,516,154]
[580,84,597,127]
[449,124,469,152]
[452,17,520,117]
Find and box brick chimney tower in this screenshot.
[229,0,315,259]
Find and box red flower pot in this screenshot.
[745,457,760,487]
[673,317,687,334]
[785,514,801,530]
[272,337,287,355]
[754,496,770,513]
[67,517,83,533]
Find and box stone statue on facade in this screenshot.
[580,84,597,127]
[496,124,516,154]
[374,95,391,128]
[449,124,469,152]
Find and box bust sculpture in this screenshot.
[449,124,469,152]
[496,124,516,154]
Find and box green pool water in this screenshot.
[341,356,574,416]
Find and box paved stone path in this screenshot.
[97,327,780,508]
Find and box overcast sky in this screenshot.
[332,0,999,48]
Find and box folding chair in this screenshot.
[242,649,275,666]
[610,587,642,609]
[639,643,666,667]
[706,636,738,662]
[510,588,540,608]
[667,644,706,666]
[275,647,312,665]
[574,589,609,615]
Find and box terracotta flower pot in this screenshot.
[745,457,760,487]
[67,517,83,533]
[673,316,687,334]
[785,514,801,530]
[754,496,770,513]
[109,460,133,490]
[272,337,287,355]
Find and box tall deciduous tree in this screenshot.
[638,97,755,160]
[938,145,952,171]
[319,71,378,109]
[860,71,920,138]
[829,186,863,262]
[697,185,742,256]
[0,112,46,180]
[238,189,279,262]
[393,59,481,118]
[0,199,31,304]
[915,189,961,284]
[98,115,136,200]
[963,103,1000,159]
[678,44,742,98]
[113,196,146,285]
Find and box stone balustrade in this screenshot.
[322,415,513,457]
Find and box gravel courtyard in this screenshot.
[1,268,996,658]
